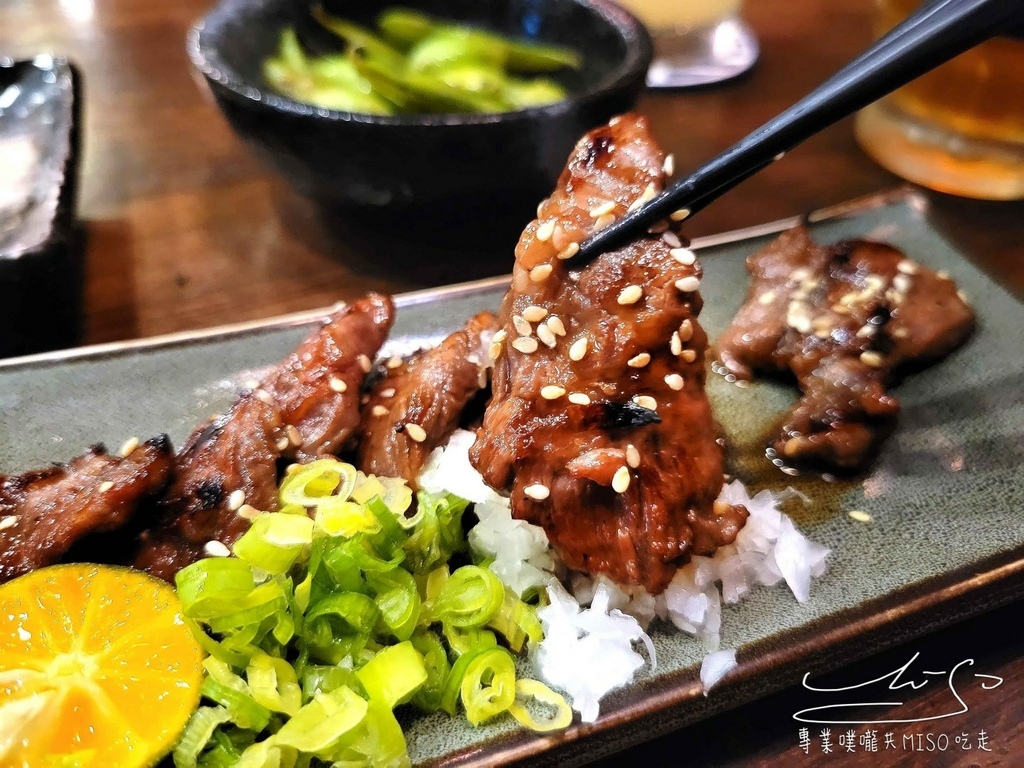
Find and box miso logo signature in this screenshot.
[793,652,1003,725]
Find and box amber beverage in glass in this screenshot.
[855,0,1024,200]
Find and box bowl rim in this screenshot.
[186,0,653,127]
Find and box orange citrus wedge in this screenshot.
[0,564,204,768]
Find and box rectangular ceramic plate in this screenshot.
[1,188,1022,767]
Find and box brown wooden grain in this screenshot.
[1,0,1021,765]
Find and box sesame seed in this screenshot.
[537,200,546,217]
[357,354,372,373]
[648,220,669,234]
[513,315,533,337]
[276,437,290,452]
[536,324,557,348]
[556,242,580,260]
[0,515,19,531]
[641,183,658,203]
[774,151,786,161]
[529,264,553,283]
[680,349,697,363]
[675,276,701,293]
[255,389,274,405]
[662,231,682,248]
[381,388,395,398]
[626,444,640,468]
[488,342,503,361]
[670,208,691,221]
[790,268,810,282]
[237,504,261,521]
[896,260,918,275]
[541,385,566,400]
[937,270,951,280]
[633,395,657,411]
[893,327,910,339]
[287,426,302,446]
[665,373,684,390]
[812,316,833,332]
[224,489,245,511]
[568,392,591,405]
[204,540,231,558]
[628,352,651,368]
[569,337,589,361]
[670,247,696,266]
[244,378,260,390]
[536,220,556,242]
[524,484,550,500]
[589,200,616,217]
[387,356,404,370]
[627,197,643,214]
[892,274,912,294]
[492,329,508,344]
[670,332,682,356]
[678,319,694,342]
[372,405,389,417]
[856,325,876,338]
[663,154,675,176]
[405,423,427,443]
[864,275,886,293]
[99,481,114,493]
[546,316,566,336]
[329,377,348,393]
[787,301,813,334]
[617,285,643,305]
[523,305,548,323]
[612,466,631,493]
[860,350,885,368]
[119,437,139,457]
[832,303,851,315]
[848,509,873,523]
[957,289,970,305]
[512,337,539,354]
[594,213,616,231]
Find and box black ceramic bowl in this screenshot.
[188,0,652,223]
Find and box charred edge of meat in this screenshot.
[600,401,662,429]
[193,415,230,450]
[6,435,174,493]
[195,481,224,510]
[581,133,614,166]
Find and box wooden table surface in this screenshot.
[2,0,1021,765]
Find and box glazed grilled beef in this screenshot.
[357,312,499,487]
[262,294,395,461]
[134,393,284,580]
[470,114,747,594]
[136,295,395,580]
[1,437,173,583]
[716,226,975,471]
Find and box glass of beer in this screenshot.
[615,0,759,89]
[855,0,1024,200]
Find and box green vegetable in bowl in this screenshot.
[173,458,563,768]
[261,6,580,115]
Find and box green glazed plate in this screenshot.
[1,188,1021,766]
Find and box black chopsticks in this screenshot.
[567,0,1020,268]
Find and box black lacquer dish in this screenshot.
[0,55,84,359]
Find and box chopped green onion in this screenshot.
[355,641,427,708]
[507,679,574,732]
[232,513,314,574]
[273,686,368,753]
[173,706,232,768]
[459,648,517,726]
[430,565,504,628]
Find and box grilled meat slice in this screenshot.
[470,114,747,594]
[357,312,499,487]
[262,293,395,461]
[136,295,396,580]
[135,393,283,580]
[1,437,173,583]
[716,225,975,471]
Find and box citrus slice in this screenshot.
[0,564,204,768]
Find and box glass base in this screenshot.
[855,102,1024,201]
[646,17,759,90]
